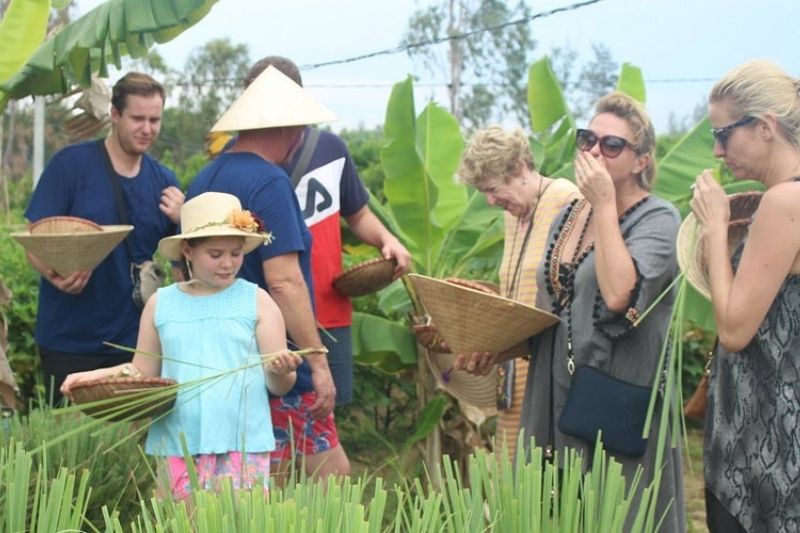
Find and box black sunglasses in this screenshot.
[576,129,634,158]
[710,116,756,150]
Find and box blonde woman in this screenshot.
[457,93,685,531]
[692,59,800,532]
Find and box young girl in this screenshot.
[61,192,303,499]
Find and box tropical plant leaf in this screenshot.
[351,312,417,372]
[0,0,218,103]
[0,0,51,108]
[416,102,466,232]
[381,77,443,269]
[527,56,572,136]
[436,190,503,277]
[616,62,646,103]
[402,394,447,451]
[653,117,718,211]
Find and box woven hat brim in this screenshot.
[425,351,499,408]
[333,258,396,297]
[210,66,337,132]
[158,227,266,261]
[70,377,177,421]
[11,225,133,277]
[408,274,559,355]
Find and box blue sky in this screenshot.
[77,0,800,133]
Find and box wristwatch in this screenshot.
[118,364,141,378]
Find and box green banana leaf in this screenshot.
[381,77,466,274]
[528,56,573,136]
[616,62,646,103]
[436,190,504,278]
[0,0,51,108]
[0,0,217,103]
[352,312,417,372]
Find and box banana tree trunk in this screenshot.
[415,340,442,487]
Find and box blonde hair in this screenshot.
[458,126,534,187]
[593,92,657,190]
[710,59,800,149]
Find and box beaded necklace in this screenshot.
[545,195,651,315]
[548,195,651,374]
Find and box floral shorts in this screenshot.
[270,391,340,462]
[164,452,271,500]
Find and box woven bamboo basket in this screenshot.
[70,376,177,421]
[333,257,397,297]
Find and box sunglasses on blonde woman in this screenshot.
[710,115,756,150]
[576,129,634,159]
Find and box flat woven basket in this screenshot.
[333,257,397,297]
[677,191,763,300]
[408,274,559,356]
[70,376,177,421]
[10,216,133,277]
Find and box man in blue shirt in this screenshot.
[188,65,350,479]
[25,72,183,405]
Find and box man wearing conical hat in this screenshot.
[24,72,184,405]
[244,54,412,445]
[187,66,349,479]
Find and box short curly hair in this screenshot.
[458,126,534,188]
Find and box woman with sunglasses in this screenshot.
[455,92,684,531]
[691,60,800,532]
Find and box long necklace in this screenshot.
[504,177,550,300]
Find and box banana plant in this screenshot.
[0,0,218,110]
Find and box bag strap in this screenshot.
[98,140,135,260]
[290,128,321,188]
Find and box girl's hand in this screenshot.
[60,368,111,398]
[690,169,729,237]
[452,351,498,376]
[574,151,616,210]
[266,350,303,375]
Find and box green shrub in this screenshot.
[0,216,41,400]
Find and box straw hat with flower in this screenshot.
[158,192,272,261]
[209,65,337,132]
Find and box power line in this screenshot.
[299,0,604,71]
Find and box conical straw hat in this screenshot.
[426,350,499,408]
[11,216,132,277]
[676,191,763,300]
[408,274,559,356]
[210,66,337,132]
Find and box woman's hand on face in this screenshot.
[267,350,303,375]
[452,352,497,376]
[574,151,616,209]
[690,169,730,236]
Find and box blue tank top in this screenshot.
[145,279,275,456]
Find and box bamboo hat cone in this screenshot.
[677,191,763,300]
[408,274,559,356]
[10,216,133,277]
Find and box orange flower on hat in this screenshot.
[228,209,260,233]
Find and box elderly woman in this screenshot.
[691,60,800,532]
[456,126,578,458]
[456,93,684,530]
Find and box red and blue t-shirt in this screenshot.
[284,128,369,329]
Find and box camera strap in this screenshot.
[98,139,135,261]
